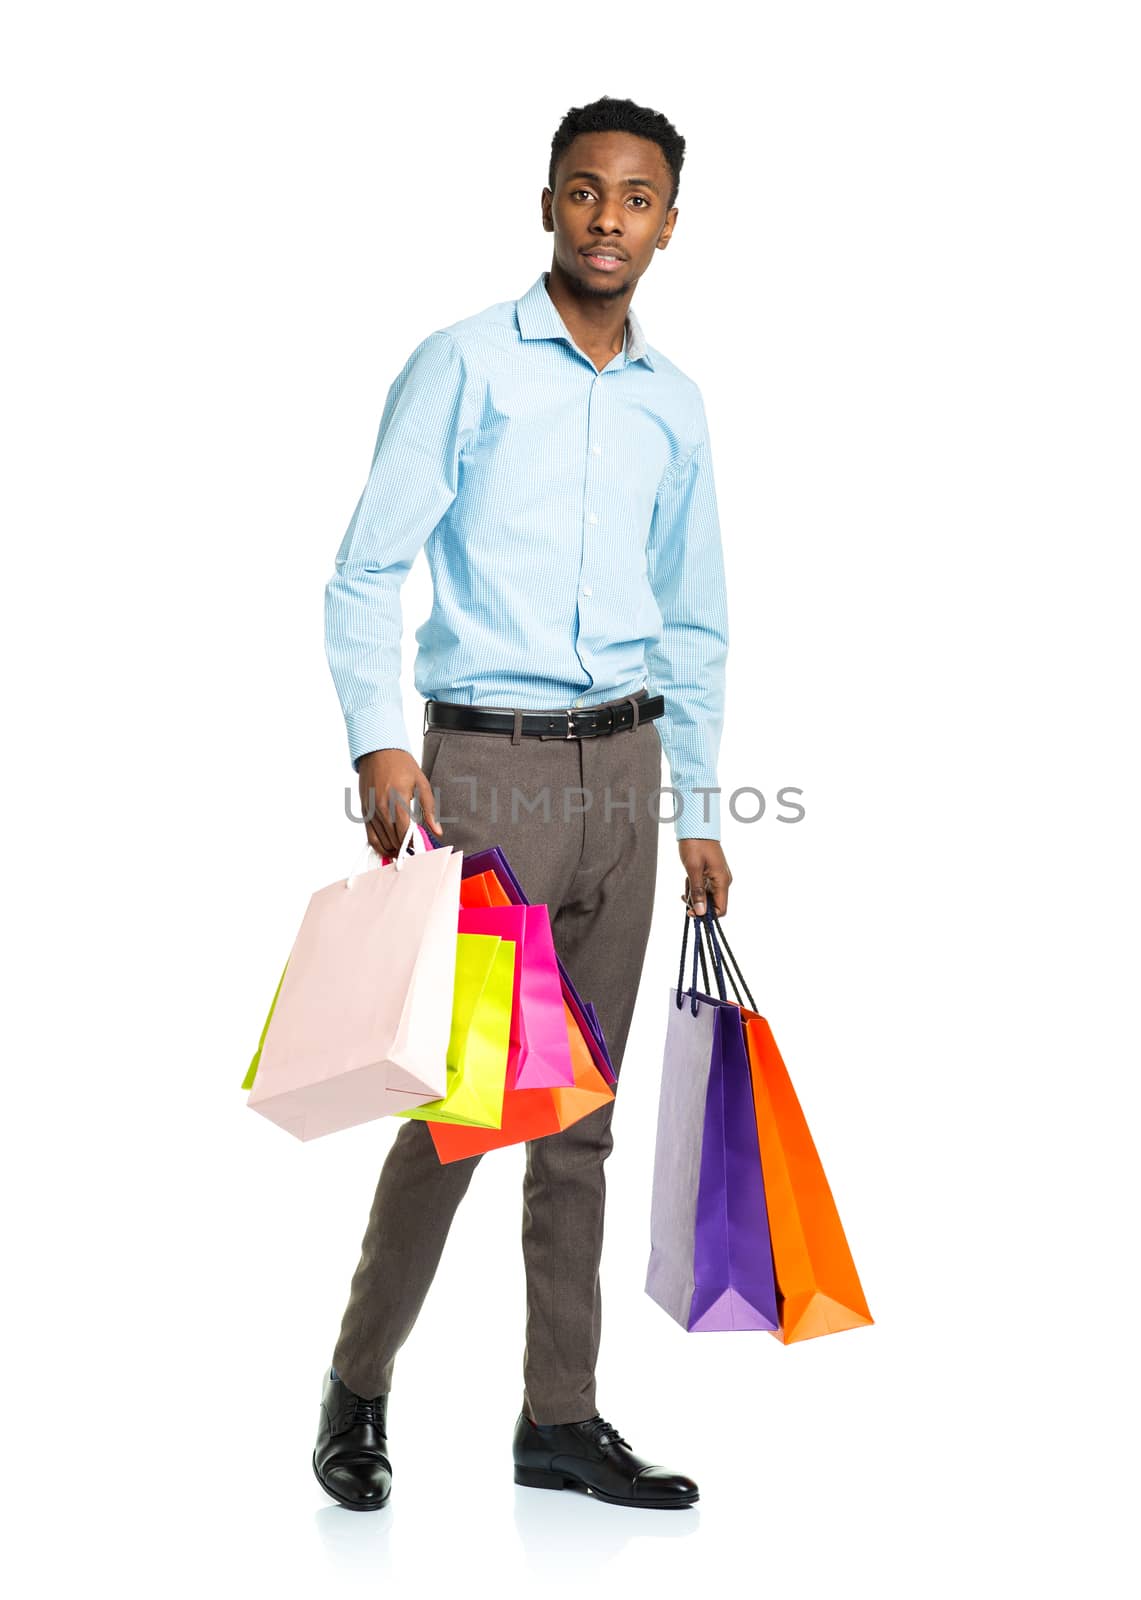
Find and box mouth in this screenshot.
[581,251,626,273]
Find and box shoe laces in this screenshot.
[579,1414,630,1451]
[348,1395,386,1430]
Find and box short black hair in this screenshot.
[548,95,686,211]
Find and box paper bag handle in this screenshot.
[346,815,431,889]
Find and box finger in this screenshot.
[416,773,443,836]
[686,871,711,916]
[362,783,401,857]
[367,812,398,858]
[386,787,417,851]
[364,816,390,858]
[703,868,731,918]
[371,788,410,857]
[360,781,384,840]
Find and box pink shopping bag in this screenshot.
[458,904,574,1090]
[246,825,462,1140]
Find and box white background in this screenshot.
[4,2,1138,1595]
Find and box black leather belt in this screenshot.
[424,690,664,740]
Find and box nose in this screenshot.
[589,199,625,235]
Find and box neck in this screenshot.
[544,264,632,360]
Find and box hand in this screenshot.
[678,838,732,918]
[358,748,444,857]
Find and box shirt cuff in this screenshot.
[671,784,722,842]
[346,704,415,773]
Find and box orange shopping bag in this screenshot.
[461,870,512,909]
[700,908,874,1344]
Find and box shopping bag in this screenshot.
[745,1014,874,1341]
[242,958,288,1091]
[249,933,514,1131]
[460,869,511,908]
[644,909,780,1331]
[396,830,602,1091]
[696,911,873,1342]
[244,819,462,1141]
[428,991,615,1162]
[457,903,573,1089]
[463,862,616,1091]
[376,827,616,1161]
[243,820,451,1103]
[459,844,616,1088]
[392,930,515,1128]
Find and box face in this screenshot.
[543,130,678,298]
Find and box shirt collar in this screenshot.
[516,270,654,370]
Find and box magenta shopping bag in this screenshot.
[460,843,616,1089]
[457,903,573,1090]
[644,909,779,1332]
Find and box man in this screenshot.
[316,95,732,1512]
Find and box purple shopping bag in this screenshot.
[582,1001,613,1080]
[644,909,779,1331]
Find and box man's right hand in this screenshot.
[358,748,444,857]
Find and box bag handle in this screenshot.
[380,819,437,861]
[675,903,712,1015]
[346,816,431,889]
[698,906,757,1011]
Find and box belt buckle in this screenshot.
[564,708,578,739]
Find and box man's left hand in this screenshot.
[678,838,732,918]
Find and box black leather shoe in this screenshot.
[512,1410,699,1508]
[312,1368,392,1510]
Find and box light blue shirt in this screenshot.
[324,270,730,840]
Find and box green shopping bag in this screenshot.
[242,933,514,1130]
[395,931,515,1127]
[242,959,288,1091]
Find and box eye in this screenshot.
[629,195,650,208]
[571,189,595,201]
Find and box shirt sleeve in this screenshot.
[644,403,730,841]
[324,329,474,770]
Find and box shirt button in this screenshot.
[582,586,592,596]
[587,512,598,524]
[591,444,602,456]
[574,697,583,706]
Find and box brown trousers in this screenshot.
[331,690,662,1423]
